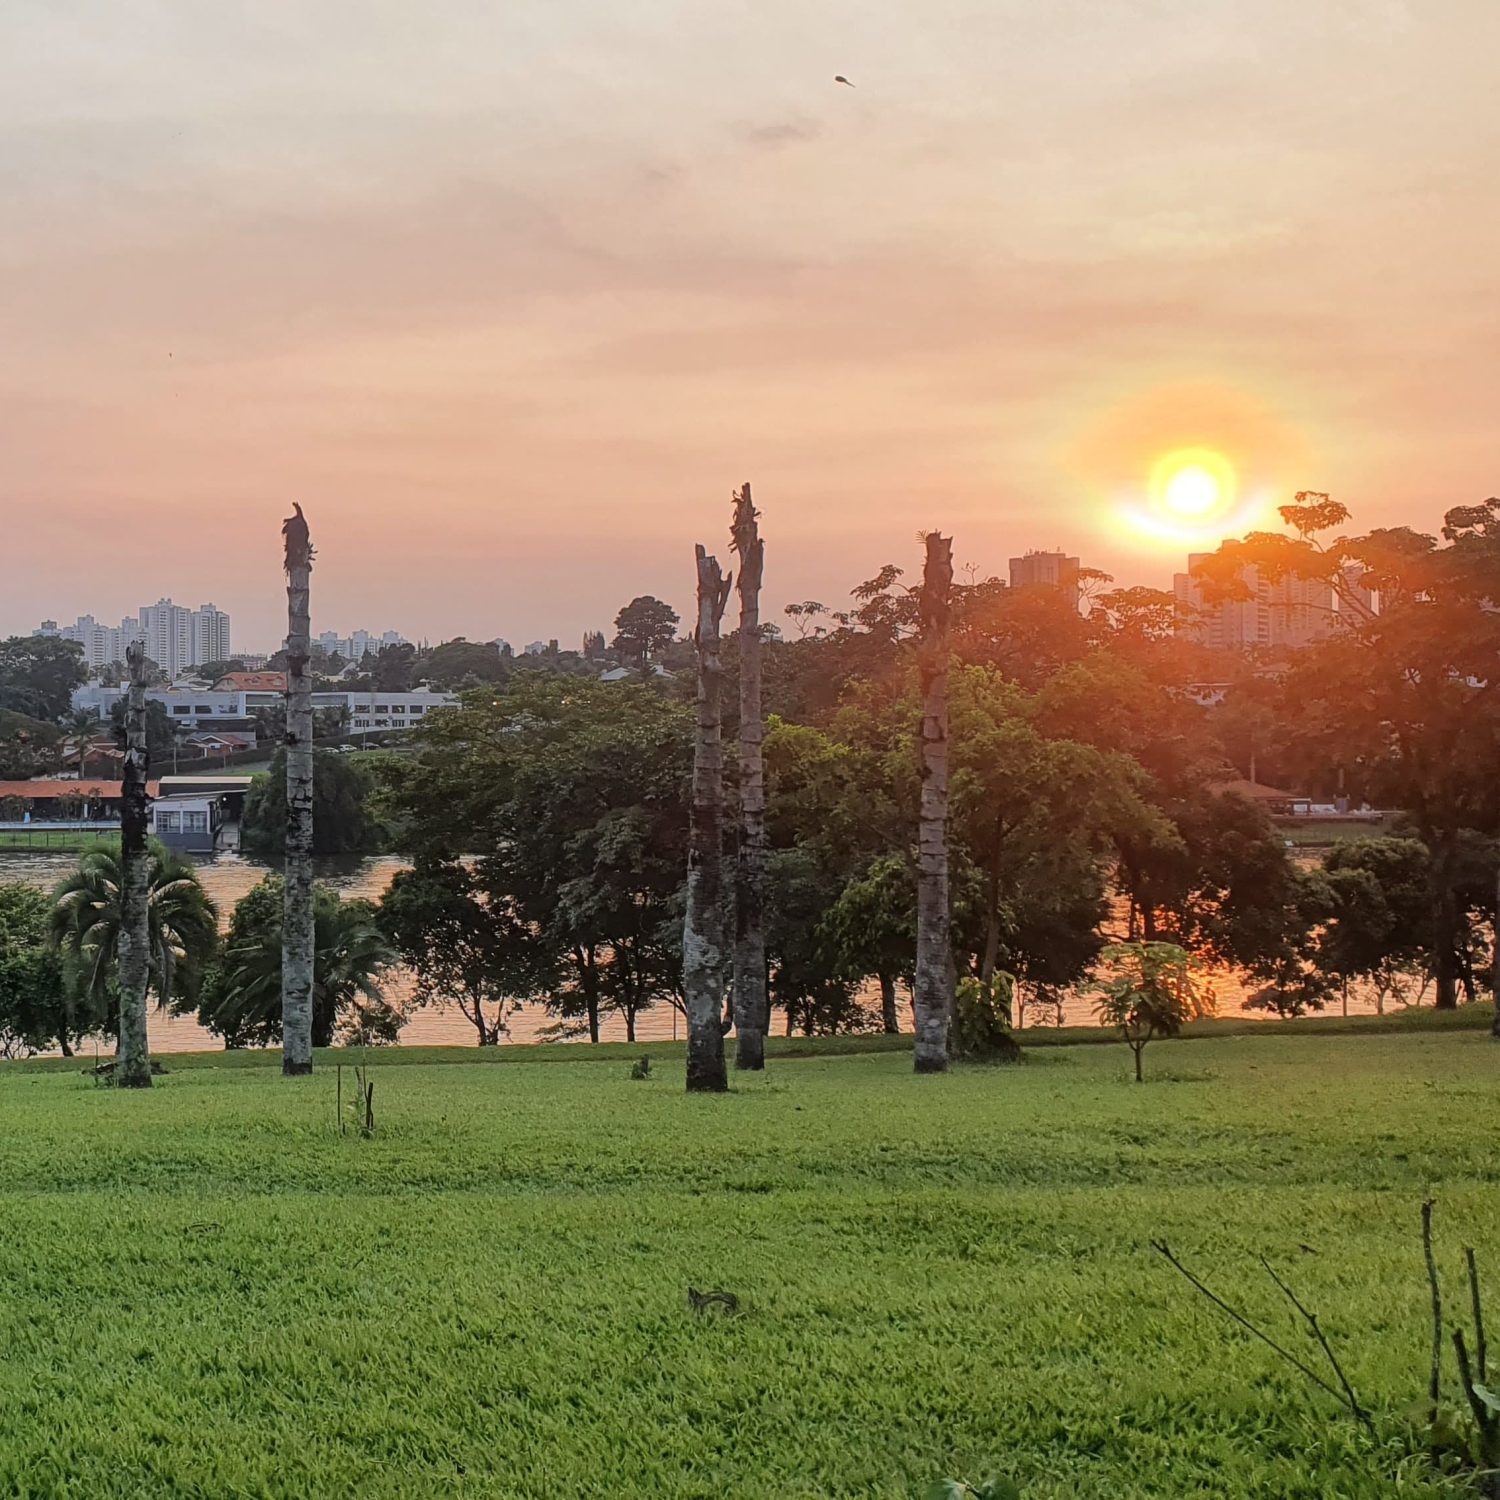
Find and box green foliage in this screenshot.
[195,876,398,1048]
[422,638,507,689]
[0,634,88,721]
[0,1035,1494,1496]
[0,884,69,1056]
[0,708,62,779]
[953,972,1020,1062]
[240,749,383,856]
[611,594,680,668]
[378,861,532,1044]
[393,675,691,1040]
[1094,941,1213,1079]
[47,839,219,1025]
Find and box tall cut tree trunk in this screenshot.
[913,531,954,1073]
[1492,862,1499,1038]
[683,543,732,1093]
[281,503,316,1076]
[730,483,768,1072]
[114,641,154,1089]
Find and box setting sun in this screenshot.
[1163,463,1221,517]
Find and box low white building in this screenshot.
[72,684,457,731]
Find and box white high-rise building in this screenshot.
[314,628,408,662]
[34,601,230,673]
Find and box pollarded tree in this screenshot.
[281,503,316,1075]
[730,483,769,1070]
[682,546,732,1091]
[913,531,954,1073]
[114,640,155,1087]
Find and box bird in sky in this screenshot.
[834,75,854,87]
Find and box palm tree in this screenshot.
[208,883,397,1048]
[49,840,220,1037]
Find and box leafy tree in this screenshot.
[0,635,88,721]
[0,885,71,1057]
[0,708,63,779]
[196,877,397,1048]
[952,971,1020,1062]
[821,853,914,1033]
[370,642,419,691]
[1192,496,1500,1009]
[1317,838,1433,1011]
[240,749,382,856]
[48,840,219,1024]
[392,675,692,1041]
[379,862,536,1045]
[196,659,247,682]
[424,638,507,689]
[612,595,680,670]
[1094,941,1213,1080]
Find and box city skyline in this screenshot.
[4,4,1495,647]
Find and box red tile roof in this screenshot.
[0,780,163,799]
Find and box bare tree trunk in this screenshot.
[730,484,768,1072]
[913,531,954,1073]
[683,543,732,1093]
[114,642,153,1089]
[1492,861,1499,1038]
[281,504,316,1076]
[878,972,899,1034]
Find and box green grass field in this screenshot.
[2,1026,1496,1497]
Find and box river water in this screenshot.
[0,846,1385,1054]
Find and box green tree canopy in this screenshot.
[240,749,383,856]
[0,635,88,722]
[0,884,71,1057]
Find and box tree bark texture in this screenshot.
[913,531,954,1073]
[1492,862,1500,1038]
[114,641,154,1088]
[730,484,768,1071]
[281,504,316,1075]
[879,972,900,1034]
[684,544,732,1092]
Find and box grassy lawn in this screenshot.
[2,1030,1496,1497]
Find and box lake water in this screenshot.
[0,846,1386,1054]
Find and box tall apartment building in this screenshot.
[1173,557,1333,649]
[1008,550,1081,605]
[315,628,407,661]
[35,601,230,673]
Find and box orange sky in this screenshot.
[4,2,1497,648]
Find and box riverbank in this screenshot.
[1,1030,1494,1497]
[6,998,1490,1074]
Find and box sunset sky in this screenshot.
[4,1,1496,649]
